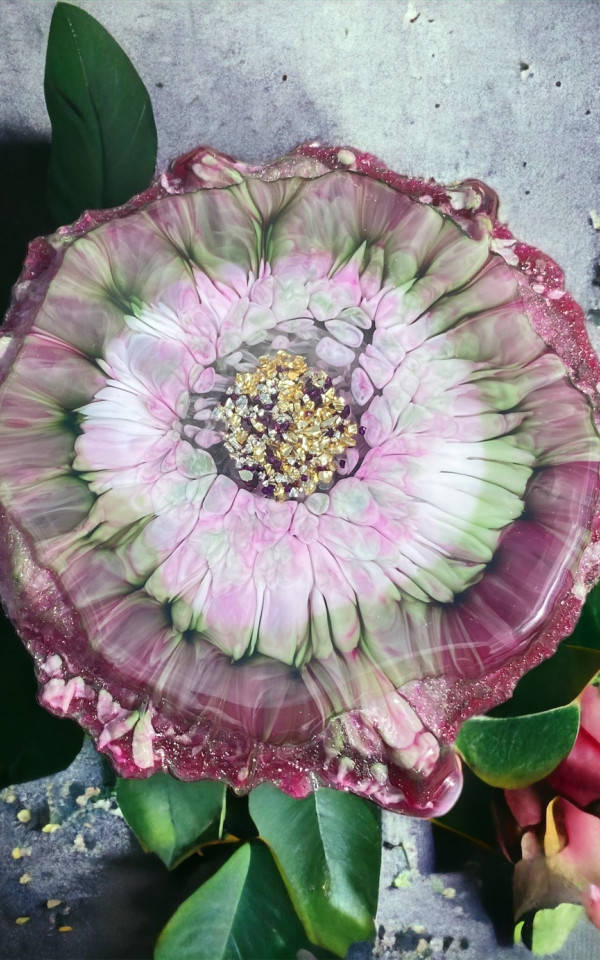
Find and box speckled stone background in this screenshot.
[1,1,599,958]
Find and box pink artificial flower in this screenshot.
[0,144,599,816]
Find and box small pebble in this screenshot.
[16,809,31,824]
[42,823,61,833]
[11,847,30,859]
[47,900,62,909]
[442,886,456,899]
[392,871,411,888]
[337,149,356,166]
[15,917,30,926]
[18,874,32,885]
[75,786,100,807]
[58,926,73,933]
[73,833,87,852]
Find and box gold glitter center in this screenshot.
[214,350,357,500]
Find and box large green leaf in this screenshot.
[0,614,83,787]
[116,773,226,869]
[44,2,157,224]
[455,704,580,789]
[249,784,381,956]
[155,841,332,960]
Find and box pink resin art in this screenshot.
[0,144,599,817]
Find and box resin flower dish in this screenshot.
[1,143,599,818]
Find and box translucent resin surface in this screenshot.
[1,145,599,816]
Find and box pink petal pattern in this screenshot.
[0,144,599,817]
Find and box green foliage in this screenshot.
[514,904,584,954]
[116,774,380,957]
[116,773,226,868]
[44,2,157,224]
[155,841,334,960]
[249,783,381,956]
[455,704,580,789]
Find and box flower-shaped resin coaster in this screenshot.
[0,144,599,816]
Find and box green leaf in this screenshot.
[249,784,381,956]
[155,841,332,960]
[116,773,226,869]
[455,704,580,789]
[44,2,157,224]
[530,905,582,955]
[515,904,584,954]
[0,613,83,786]
[491,641,600,718]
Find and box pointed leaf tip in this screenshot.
[44,2,157,224]
[249,784,381,956]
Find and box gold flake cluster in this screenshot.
[214,350,357,500]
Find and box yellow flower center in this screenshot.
[215,350,357,500]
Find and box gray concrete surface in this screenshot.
[1,741,599,960]
[1,1,600,957]
[0,741,221,959]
